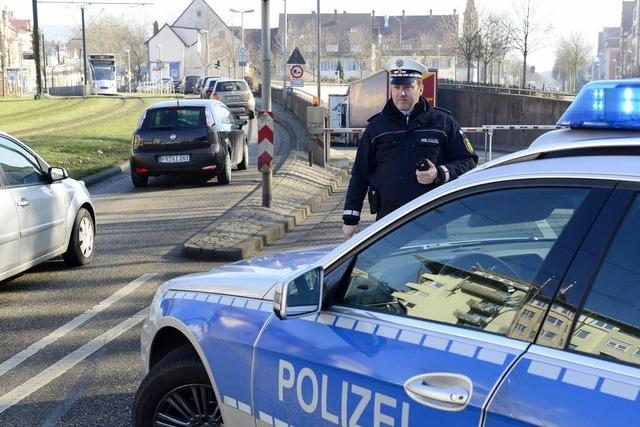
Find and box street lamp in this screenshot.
[230,8,254,77]
[156,43,162,92]
[124,49,131,93]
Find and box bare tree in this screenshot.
[480,12,511,84]
[553,32,591,92]
[417,32,437,66]
[291,20,322,82]
[348,25,373,78]
[443,0,481,82]
[75,14,149,82]
[509,0,552,88]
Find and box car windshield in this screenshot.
[142,107,206,130]
[215,81,249,92]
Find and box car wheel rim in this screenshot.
[153,384,222,427]
[78,217,94,257]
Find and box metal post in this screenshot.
[41,33,48,94]
[283,0,287,109]
[32,0,43,98]
[81,6,88,97]
[261,0,272,208]
[483,130,488,163]
[126,49,131,93]
[316,0,320,103]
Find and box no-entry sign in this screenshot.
[290,64,304,79]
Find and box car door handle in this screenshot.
[404,373,473,411]
[17,198,29,207]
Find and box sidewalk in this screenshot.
[182,103,351,261]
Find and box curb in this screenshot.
[81,162,129,188]
[181,164,349,261]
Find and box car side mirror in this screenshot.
[273,266,323,320]
[48,167,68,182]
[237,118,248,128]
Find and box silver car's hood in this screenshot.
[167,246,335,300]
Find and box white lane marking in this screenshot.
[0,274,156,378]
[0,307,149,414]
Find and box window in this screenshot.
[541,330,557,340]
[142,107,206,130]
[634,348,640,358]
[606,340,628,352]
[569,196,640,367]
[575,329,590,339]
[546,315,564,328]
[336,187,590,341]
[514,323,527,333]
[0,137,45,186]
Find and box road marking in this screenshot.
[0,273,156,378]
[0,307,149,414]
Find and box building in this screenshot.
[594,27,621,80]
[0,7,36,96]
[144,0,243,82]
[278,9,458,82]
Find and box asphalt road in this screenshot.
[0,116,292,426]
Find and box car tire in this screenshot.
[132,347,223,427]
[63,207,95,267]
[131,171,148,188]
[248,110,255,120]
[217,150,231,184]
[237,141,249,170]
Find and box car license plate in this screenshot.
[158,155,190,163]
[226,95,241,100]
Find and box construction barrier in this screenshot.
[322,125,569,162]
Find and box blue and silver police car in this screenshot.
[133,80,640,426]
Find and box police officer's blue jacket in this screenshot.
[343,97,478,224]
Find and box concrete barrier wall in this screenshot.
[437,88,572,152]
[48,86,84,97]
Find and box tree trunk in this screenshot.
[521,54,527,89]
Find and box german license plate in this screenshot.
[158,154,190,163]
[226,95,241,100]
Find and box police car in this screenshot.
[133,80,640,426]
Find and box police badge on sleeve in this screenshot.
[460,129,474,153]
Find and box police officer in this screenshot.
[342,57,478,239]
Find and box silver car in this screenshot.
[0,132,96,282]
[210,79,256,119]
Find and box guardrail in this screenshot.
[438,82,576,100]
[323,125,569,161]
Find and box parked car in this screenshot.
[181,75,200,95]
[210,79,255,119]
[0,132,96,282]
[133,80,640,426]
[200,76,229,99]
[129,99,249,187]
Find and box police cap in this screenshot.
[388,57,428,85]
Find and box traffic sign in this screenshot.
[290,64,304,79]
[286,47,306,65]
[238,47,248,67]
[257,111,274,171]
[290,79,304,87]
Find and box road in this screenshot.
[0,116,291,426]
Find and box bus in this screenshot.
[88,54,117,95]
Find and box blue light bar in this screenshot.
[557,79,640,130]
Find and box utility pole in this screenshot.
[42,33,48,93]
[316,0,321,103]
[282,0,287,108]
[260,0,273,208]
[32,0,44,98]
[81,5,88,96]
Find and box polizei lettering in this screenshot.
[278,359,410,426]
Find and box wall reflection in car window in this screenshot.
[339,187,589,341]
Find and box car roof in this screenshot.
[146,99,225,109]
[473,128,640,173]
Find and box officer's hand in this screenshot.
[343,224,359,240]
[416,160,438,185]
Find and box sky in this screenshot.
[1,0,624,72]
